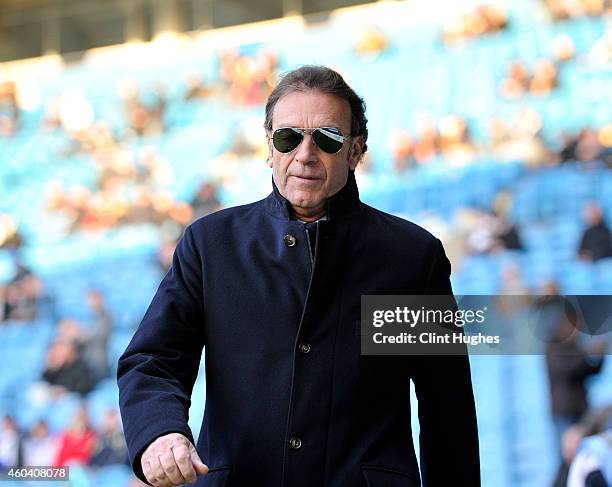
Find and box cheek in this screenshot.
[324,159,349,190]
[272,156,290,176]
[271,156,293,189]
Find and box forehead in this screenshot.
[272,89,351,131]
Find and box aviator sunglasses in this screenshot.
[271,127,349,154]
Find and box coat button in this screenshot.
[289,436,302,450]
[298,343,311,354]
[284,234,297,247]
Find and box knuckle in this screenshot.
[159,451,174,463]
[174,450,189,462]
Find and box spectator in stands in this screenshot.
[134,146,175,191]
[22,420,58,467]
[552,34,576,63]
[0,214,24,249]
[84,289,113,381]
[578,127,607,162]
[500,61,530,99]
[531,280,567,342]
[413,118,439,163]
[232,56,264,106]
[559,130,580,163]
[437,114,476,165]
[555,127,607,163]
[499,262,528,294]
[492,192,524,251]
[117,78,167,137]
[545,0,612,19]
[0,81,20,137]
[529,59,559,95]
[2,264,43,323]
[463,209,498,255]
[218,48,279,107]
[123,185,156,225]
[578,202,612,261]
[40,94,62,131]
[61,121,120,160]
[0,414,21,468]
[501,59,559,98]
[0,285,7,323]
[488,109,552,167]
[42,338,97,396]
[54,405,97,467]
[165,199,194,230]
[599,123,612,168]
[54,319,85,347]
[190,181,222,220]
[389,129,416,173]
[546,312,607,481]
[184,71,213,101]
[257,49,280,101]
[90,409,129,467]
[354,26,390,60]
[556,405,612,486]
[442,4,508,44]
[45,166,192,233]
[389,115,476,167]
[49,87,97,148]
[157,237,178,273]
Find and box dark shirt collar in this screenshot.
[264,169,362,222]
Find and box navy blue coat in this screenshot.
[118,170,480,487]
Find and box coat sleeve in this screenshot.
[117,224,205,485]
[411,238,481,487]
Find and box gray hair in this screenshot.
[264,65,368,155]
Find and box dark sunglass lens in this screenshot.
[273,128,303,153]
[313,129,343,154]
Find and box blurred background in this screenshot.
[1,0,612,486]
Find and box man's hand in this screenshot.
[141,432,209,487]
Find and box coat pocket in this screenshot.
[197,465,232,487]
[361,465,421,487]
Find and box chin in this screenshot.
[288,192,324,210]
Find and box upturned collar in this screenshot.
[264,170,362,222]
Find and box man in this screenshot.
[546,312,606,487]
[118,65,480,487]
[578,202,612,262]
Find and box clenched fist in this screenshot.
[141,432,209,486]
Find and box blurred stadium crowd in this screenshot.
[0,0,612,486]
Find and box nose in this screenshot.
[294,133,317,165]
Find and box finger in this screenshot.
[189,447,209,475]
[142,460,155,486]
[159,451,186,485]
[171,444,198,483]
[149,455,172,487]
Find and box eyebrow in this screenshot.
[276,124,343,130]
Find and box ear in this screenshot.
[348,136,364,170]
[266,135,274,168]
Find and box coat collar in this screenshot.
[264,169,362,222]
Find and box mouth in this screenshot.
[290,175,321,181]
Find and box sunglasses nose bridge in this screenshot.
[294,131,318,161]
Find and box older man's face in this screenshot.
[267,90,362,220]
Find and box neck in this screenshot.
[291,205,326,222]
